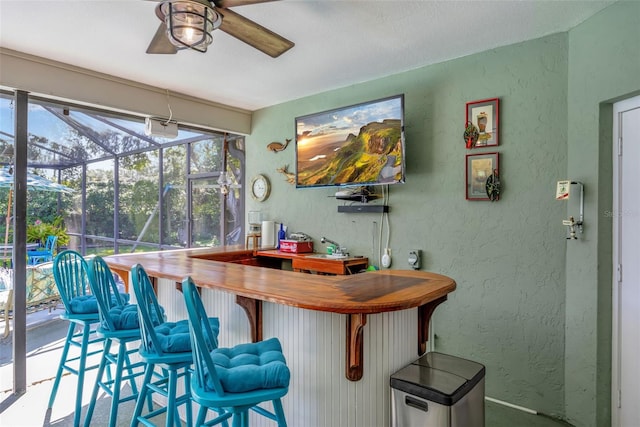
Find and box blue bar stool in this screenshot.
[48,250,104,427]
[130,263,220,427]
[83,256,147,427]
[182,276,290,427]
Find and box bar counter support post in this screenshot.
[417,296,448,355]
[235,295,263,342]
[111,267,130,293]
[346,313,367,381]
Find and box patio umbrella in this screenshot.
[0,167,74,193]
[0,166,74,258]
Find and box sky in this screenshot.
[296,95,403,147]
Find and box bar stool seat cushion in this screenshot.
[155,318,219,353]
[69,295,100,314]
[70,293,131,315]
[207,337,291,393]
[107,304,141,330]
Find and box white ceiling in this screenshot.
[0,0,615,112]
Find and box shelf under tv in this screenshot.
[338,205,389,213]
[335,194,379,203]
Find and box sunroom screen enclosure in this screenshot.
[0,91,245,256]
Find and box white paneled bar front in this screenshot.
[157,277,418,427]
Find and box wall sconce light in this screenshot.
[157,0,222,53]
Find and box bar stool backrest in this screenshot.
[130,264,169,355]
[182,277,225,396]
[53,250,91,314]
[87,256,127,332]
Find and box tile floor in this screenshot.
[0,307,572,427]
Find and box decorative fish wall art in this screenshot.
[266,139,291,153]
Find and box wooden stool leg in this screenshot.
[245,234,261,249]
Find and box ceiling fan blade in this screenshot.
[215,0,277,7]
[146,22,178,54]
[217,7,294,58]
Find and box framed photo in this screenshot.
[466,152,499,201]
[466,98,499,148]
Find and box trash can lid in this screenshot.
[412,352,485,381]
[390,352,485,406]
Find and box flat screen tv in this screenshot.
[295,94,405,189]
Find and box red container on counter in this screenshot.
[279,240,314,253]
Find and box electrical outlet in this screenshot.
[408,249,421,270]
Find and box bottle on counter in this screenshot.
[277,223,286,249]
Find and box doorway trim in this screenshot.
[611,94,640,427]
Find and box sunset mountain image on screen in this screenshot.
[295,95,405,188]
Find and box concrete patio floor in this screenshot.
[0,306,144,426]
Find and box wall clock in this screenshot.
[250,174,271,202]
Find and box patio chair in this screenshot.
[84,256,146,427]
[182,276,290,427]
[130,263,220,427]
[48,250,104,427]
[27,235,57,265]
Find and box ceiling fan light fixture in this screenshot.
[159,0,222,53]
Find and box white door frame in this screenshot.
[611,94,640,427]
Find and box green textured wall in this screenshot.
[566,2,640,426]
[248,33,569,417]
[245,2,638,423]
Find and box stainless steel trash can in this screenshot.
[390,352,485,427]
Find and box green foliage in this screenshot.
[27,190,73,225]
[0,187,73,244]
[85,180,115,237]
[120,152,151,171]
[26,216,69,247]
[190,138,223,173]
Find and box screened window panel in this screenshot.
[190,178,222,248]
[1,90,244,256]
[28,103,111,165]
[118,152,160,247]
[163,144,187,248]
[190,137,223,174]
[85,160,115,242]
[84,236,114,256]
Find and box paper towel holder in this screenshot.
[556,180,584,239]
[261,220,277,249]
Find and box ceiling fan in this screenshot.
[146,0,294,58]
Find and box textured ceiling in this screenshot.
[0,0,615,111]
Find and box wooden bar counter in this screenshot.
[105,246,455,383]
